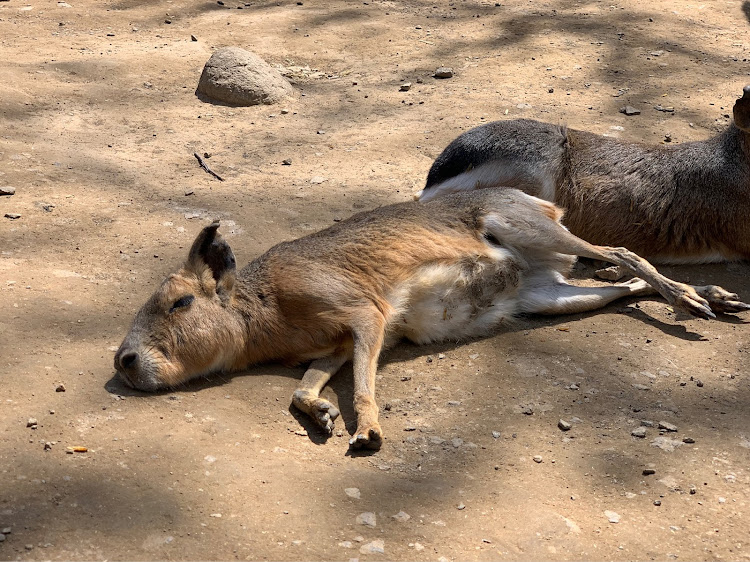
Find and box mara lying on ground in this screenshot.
[418,86,750,264]
[115,189,749,450]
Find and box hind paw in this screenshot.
[696,285,750,314]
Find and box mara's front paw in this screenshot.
[696,285,750,314]
[349,422,383,450]
[292,390,340,435]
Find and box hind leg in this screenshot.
[484,202,747,319]
[292,347,351,435]
[519,274,656,315]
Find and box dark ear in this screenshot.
[733,85,750,132]
[187,221,237,300]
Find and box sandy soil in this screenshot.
[1,0,750,560]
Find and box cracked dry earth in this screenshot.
[1,0,750,560]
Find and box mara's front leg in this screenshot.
[292,347,351,435]
[349,317,387,450]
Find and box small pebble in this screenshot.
[631,427,647,438]
[491,431,501,439]
[642,468,656,475]
[654,500,662,506]
[316,130,325,135]
[558,419,572,431]
[191,34,198,41]
[184,190,194,196]
[533,455,543,463]
[282,158,292,165]
[696,380,704,387]
[27,418,38,428]
[683,437,695,444]
[44,442,52,451]
[689,485,697,495]
[2,527,11,534]
[434,67,454,79]
[0,534,4,542]
[0,186,15,196]
[344,487,360,499]
[5,213,21,220]
[55,383,66,392]
[399,82,412,91]
[457,503,465,510]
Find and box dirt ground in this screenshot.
[2,0,750,560]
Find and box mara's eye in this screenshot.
[169,295,195,313]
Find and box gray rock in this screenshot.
[356,512,376,527]
[558,419,572,431]
[0,534,4,542]
[391,510,410,522]
[0,186,15,196]
[651,436,683,452]
[27,417,38,428]
[359,539,384,554]
[1,527,10,534]
[434,67,454,79]
[400,82,412,91]
[491,431,501,439]
[658,421,678,432]
[197,47,294,106]
[631,427,647,438]
[5,213,21,220]
[604,510,620,523]
[533,455,543,463]
[344,487,361,499]
[620,105,641,116]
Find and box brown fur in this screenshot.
[115,189,749,450]
[421,86,750,263]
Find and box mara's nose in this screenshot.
[115,348,139,372]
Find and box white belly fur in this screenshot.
[386,248,523,345]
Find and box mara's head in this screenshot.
[733,85,750,132]
[114,221,242,391]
